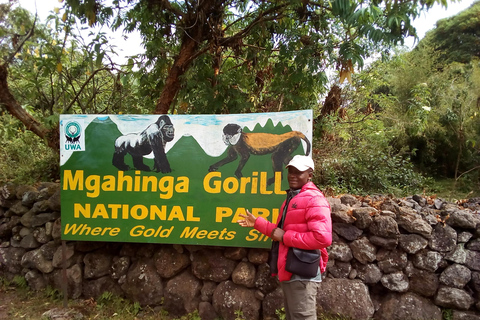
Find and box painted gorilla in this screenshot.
[112,115,175,173]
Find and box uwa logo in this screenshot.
[63,120,84,151]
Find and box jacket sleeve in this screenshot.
[253,216,277,238]
[282,195,332,250]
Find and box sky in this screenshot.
[10,0,479,63]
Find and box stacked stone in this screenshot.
[0,182,479,320]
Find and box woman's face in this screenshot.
[287,166,312,190]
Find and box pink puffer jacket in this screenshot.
[254,181,332,281]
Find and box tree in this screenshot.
[1,0,451,149]
[423,0,480,64]
[0,1,146,150]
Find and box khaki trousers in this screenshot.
[280,280,319,320]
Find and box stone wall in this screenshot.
[0,182,479,320]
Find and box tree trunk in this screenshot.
[154,36,199,114]
[0,64,59,151]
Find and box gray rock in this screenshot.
[352,207,376,229]
[340,194,360,206]
[163,269,202,317]
[198,301,218,320]
[82,276,123,299]
[377,248,408,273]
[232,261,256,288]
[452,310,480,320]
[201,280,217,302]
[408,267,439,297]
[224,247,247,260]
[42,307,84,320]
[0,247,26,275]
[19,234,40,249]
[369,235,398,249]
[153,245,190,278]
[350,237,377,264]
[262,287,284,320]
[375,292,441,320]
[247,248,269,265]
[329,261,352,278]
[331,209,355,223]
[328,241,353,262]
[445,244,468,264]
[316,278,374,320]
[397,207,433,238]
[83,252,114,279]
[254,263,278,294]
[333,223,363,241]
[21,245,55,273]
[465,250,480,271]
[369,215,400,238]
[458,231,473,243]
[25,269,47,291]
[439,263,471,288]
[352,261,382,284]
[380,271,409,292]
[399,234,428,254]
[446,210,480,229]
[434,286,475,310]
[412,249,443,272]
[212,280,261,320]
[467,238,480,251]
[121,259,163,306]
[0,216,21,238]
[191,249,236,282]
[111,256,130,280]
[429,224,457,252]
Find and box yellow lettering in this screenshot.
[85,175,100,198]
[142,175,157,192]
[91,227,102,236]
[102,175,116,191]
[216,207,232,222]
[175,177,189,193]
[159,176,174,199]
[63,170,83,191]
[131,205,148,220]
[180,227,198,238]
[74,203,90,218]
[109,204,121,219]
[186,206,199,222]
[204,172,222,193]
[223,177,238,194]
[150,205,167,220]
[168,206,185,221]
[197,230,208,239]
[92,204,109,218]
[117,171,132,191]
[274,172,286,195]
[259,172,272,195]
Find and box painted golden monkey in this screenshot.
[209,123,311,185]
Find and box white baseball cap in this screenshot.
[286,155,315,171]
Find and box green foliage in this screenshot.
[442,308,453,320]
[425,1,480,64]
[44,286,62,301]
[0,113,59,184]
[275,307,286,320]
[12,276,28,289]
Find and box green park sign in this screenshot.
[60,110,312,248]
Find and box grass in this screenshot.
[0,276,354,320]
[426,178,480,202]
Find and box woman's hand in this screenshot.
[238,210,257,228]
